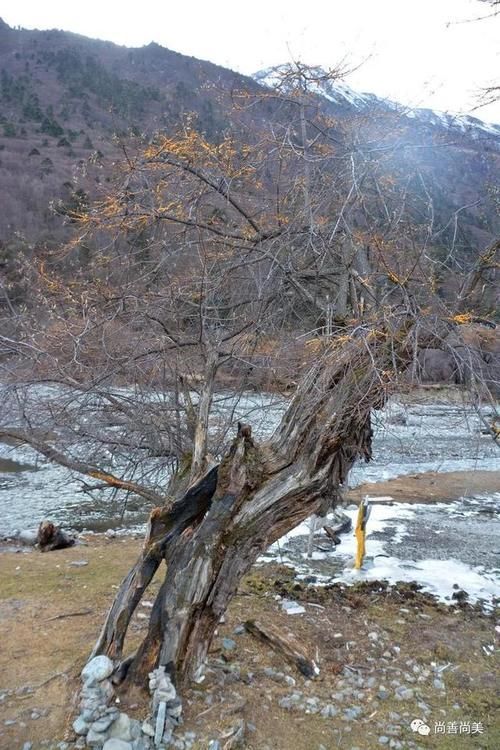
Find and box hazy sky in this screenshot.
[2,0,499,121]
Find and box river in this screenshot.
[0,393,498,536]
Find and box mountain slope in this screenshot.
[0,19,499,259]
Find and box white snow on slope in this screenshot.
[254,65,500,141]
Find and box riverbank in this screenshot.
[0,538,498,750]
[2,394,499,535]
[348,469,500,504]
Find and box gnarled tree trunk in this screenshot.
[92,327,405,689]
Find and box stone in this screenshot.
[278,696,297,710]
[166,699,182,720]
[132,740,151,750]
[207,742,221,750]
[69,560,89,567]
[155,702,167,746]
[18,529,38,545]
[155,685,176,705]
[82,708,99,722]
[222,638,237,651]
[233,625,245,635]
[395,686,414,700]
[22,744,33,750]
[101,680,115,703]
[82,655,114,685]
[102,741,133,750]
[433,679,445,690]
[130,718,142,740]
[344,707,362,720]
[162,719,174,745]
[108,713,132,742]
[378,737,390,745]
[320,704,338,718]
[142,720,155,737]
[90,713,118,734]
[86,727,108,747]
[72,715,89,735]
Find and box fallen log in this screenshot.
[244,619,319,678]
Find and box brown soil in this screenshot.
[0,536,158,749]
[0,537,499,750]
[348,470,500,505]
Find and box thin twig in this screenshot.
[46,609,93,621]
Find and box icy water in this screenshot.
[0,395,498,536]
[257,399,500,608]
[0,391,285,534]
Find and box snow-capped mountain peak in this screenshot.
[253,64,500,142]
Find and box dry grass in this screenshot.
[0,539,498,749]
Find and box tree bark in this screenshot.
[92,466,218,660]
[92,327,413,690]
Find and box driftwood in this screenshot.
[323,526,342,545]
[244,619,319,678]
[37,521,75,552]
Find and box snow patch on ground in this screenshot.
[340,557,499,607]
[263,498,500,609]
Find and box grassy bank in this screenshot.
[0,536,498,750]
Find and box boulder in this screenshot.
[102,741,133,750]
[17,529,38,546]
[82,655,114,686]
[108,712,132,742]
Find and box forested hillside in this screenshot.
[0,17,499,254]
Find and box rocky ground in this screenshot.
[0,534,498,750]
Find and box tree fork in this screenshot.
[93,325,421,690]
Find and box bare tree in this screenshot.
[0,68,498,709]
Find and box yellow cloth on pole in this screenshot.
[354,498,369,569]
